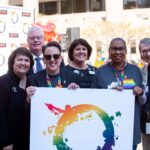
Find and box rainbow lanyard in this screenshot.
[112,63,126,87]
[46,73,62,88]
[114,70,125,86]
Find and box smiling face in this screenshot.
[72,44,88,64]
[13,55,31,77]
[27,29,44,56]
[109,39,127,66]
[43,46,62,75]
[140,43,150,64]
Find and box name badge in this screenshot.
[146,122,150,134]
[89,71,95,75]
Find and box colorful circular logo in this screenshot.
[11,12,19,24]
[10,43,17,52]
[53,104,115,150]
[22,23,30,34]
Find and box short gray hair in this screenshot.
[139,38,150,51]
[27,26,44,37]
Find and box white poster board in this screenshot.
[0,5,34,75]
[30,88,134,150]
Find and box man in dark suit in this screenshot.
[27,26,45,74]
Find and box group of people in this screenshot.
[0,26,150,150]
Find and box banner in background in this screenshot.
[0,5,34,75]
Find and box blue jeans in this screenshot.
[133,145,137,150]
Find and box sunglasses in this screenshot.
[44,54,60,60]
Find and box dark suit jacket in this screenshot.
[28,69,80,88]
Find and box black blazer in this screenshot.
[28,69,80,88]
[0,71,30,150]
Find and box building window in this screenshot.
[130,40,136,54]
[123,0,150,9]
[61,0,86,14]
[123,0,137,9]
[39,2,57,15]
[61,0,73,14]
[61,0,105,14]
[131,47,136,54]
[138,0,150,8]
[90,0,105,11]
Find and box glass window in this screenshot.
[61,0,86,14]
[61,0,74,14]
[39,2,57,15]
[123,0,150,9]
[74,0,86,13]
[138,0,150,8]
[130,40,136,54]
[90,0,105,11]
[123,0,137,9]
[61,0,105,14]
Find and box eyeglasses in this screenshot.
[44,54,60,60]
[110,47,126,53]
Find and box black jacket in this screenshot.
[0,71,30,150]
[28,69,80,87]
[64,65,96,88]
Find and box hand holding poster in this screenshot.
[30,88,134,150]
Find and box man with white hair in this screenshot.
[27,26,45,74]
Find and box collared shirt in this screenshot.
[32,54,45,73]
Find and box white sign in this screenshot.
[0,5,34,75]
[30,88,134,150]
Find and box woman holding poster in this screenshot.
[0,47,34,150]
[92,38,146,150]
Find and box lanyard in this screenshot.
[46,73,62,88]
[112,63,126,87]
[113,70,125,86]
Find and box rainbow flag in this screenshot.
[123,79,136,89]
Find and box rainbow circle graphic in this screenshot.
[11,12,19,24]
[10,43,17,52]
[53,104,115,150]
[22,23,29,34]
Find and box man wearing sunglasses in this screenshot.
[139,38,150,150]
[26,41,80,100]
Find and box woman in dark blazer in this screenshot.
[0,47,34,150]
